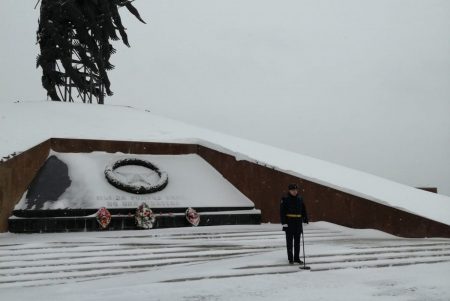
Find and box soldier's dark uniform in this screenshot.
[280,185,309,263]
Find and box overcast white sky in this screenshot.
[0,0,449,196]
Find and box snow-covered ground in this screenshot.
[1,101,449,226]
[1,223,450,300]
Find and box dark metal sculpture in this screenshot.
[36,0,145,103]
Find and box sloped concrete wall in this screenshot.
[0,140,51,232]
[1,138,449,237]
[50,138,198,155]
[197,145,450,238]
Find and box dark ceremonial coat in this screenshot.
[280,194,309,234]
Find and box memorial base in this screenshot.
[8,207,261,233]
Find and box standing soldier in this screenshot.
[280,183,309,264]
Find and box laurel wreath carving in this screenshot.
[105,158,168,194]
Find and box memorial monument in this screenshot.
[9,152,261,232]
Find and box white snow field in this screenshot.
[1,101,450,226]
[1,222,450,300]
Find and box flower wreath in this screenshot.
[135,202,156,229]
[185,207,200,226]
[104,158,168,194]
[96,207,112,229]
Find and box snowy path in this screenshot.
[1,222,450,290]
